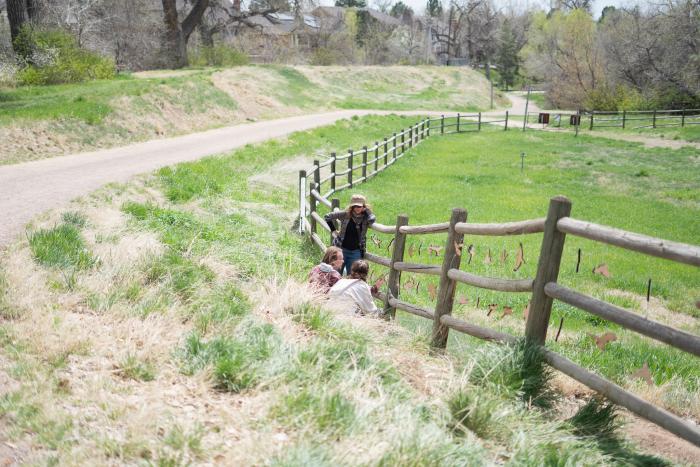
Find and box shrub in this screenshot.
[28,224,97,270]
[188,45,248,67]
[310,47,343,66]
[13,27,115,85]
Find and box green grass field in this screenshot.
[331,125,700,411]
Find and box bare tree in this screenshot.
[160,0,210,68]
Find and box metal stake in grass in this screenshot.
[520,152,526,172]
[575,248,582,273]
[555,317,564,342]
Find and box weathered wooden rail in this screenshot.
[297,114,700,448]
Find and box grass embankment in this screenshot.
[0,65,504,165]
[0,115,680,464]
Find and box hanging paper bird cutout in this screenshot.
[454,241,463,257]
[487,303,498,316]
[593,263,611,278]
[514,242,525,272]
[631,362,653,386]
[501,306,513,318]
[500,249,508,264]
[483,248,492,265]
[589,332,617,351]
[427,283,437,300]
[428,245,443,257]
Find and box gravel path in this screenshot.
[0,109,441,248]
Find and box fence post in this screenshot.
[362,146,367,181]
[383,137,388,166]
[622,110,626,129]
[525,196,572,345]
[441,115,445,134]
[330,198,340,243]
[409,126,413,149]
[426,118,431,137]
[313,160,320,194]
[457,113,461,133]
[504,111,509,131]
[478,112,482,131]
[330,152,336,192]
[393,133,397,161]
[347,149,354,188]
[652,110,657,128]
[298,170,307,234]
[309,182,317,235]
[431,208,468,349]
[589,113,594,130]
[681,110,685,127]
[374,142,379,174]
[383,214,409,319]
[400,130,405,154]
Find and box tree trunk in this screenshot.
[161,0,188,69]
[160,0,210,69]
[25,0,37,20]
[7,0,28,46]
[199,23,214,48]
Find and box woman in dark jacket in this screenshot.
[324,194,376,276]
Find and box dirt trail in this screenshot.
[0,109,443,249]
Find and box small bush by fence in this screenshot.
[297,114,700,447]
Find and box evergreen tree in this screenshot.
[426,0,442,17]
[335,0,367,8]
[496,19,519,90]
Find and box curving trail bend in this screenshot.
[0,109,445,248]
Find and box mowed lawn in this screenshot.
[327,127,700,398]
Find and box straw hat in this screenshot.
[349,194,367,208]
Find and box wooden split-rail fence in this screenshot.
[297,113,700,447]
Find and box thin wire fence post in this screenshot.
[347,149,354,188]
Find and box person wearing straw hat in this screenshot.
[324,194,376,276]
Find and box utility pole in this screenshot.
[522,85,531,132]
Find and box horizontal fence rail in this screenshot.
[297,112,700,447]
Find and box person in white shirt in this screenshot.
[329,260,379,315]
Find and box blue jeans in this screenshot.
[342,248,362,276]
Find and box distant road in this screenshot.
[0,93,551,249]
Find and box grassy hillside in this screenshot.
[1,116,697,464]
[0,65,504,165]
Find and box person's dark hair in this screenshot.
[350,260,369,281]
[322,246,342,265]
